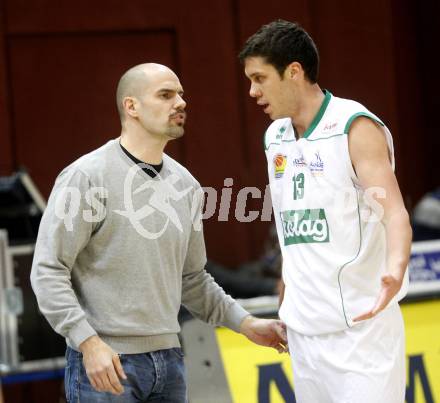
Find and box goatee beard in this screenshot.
[166,126,184,139]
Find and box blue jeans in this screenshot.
[65,346,187,402]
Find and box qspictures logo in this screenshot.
[280,208,329,245]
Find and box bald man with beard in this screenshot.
[30,63,287,403]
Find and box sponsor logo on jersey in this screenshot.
[309,151,324,176]
[280,208,329,245]
[274,154,287,179]
[275,126,287,140]
[293,156,307,167]
[323,121,337,131]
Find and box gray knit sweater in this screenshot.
[30,139,249,353]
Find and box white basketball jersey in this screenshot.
[265,90,408,335]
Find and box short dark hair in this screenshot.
[238,20,319,83]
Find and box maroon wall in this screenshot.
[0,0,438,268]
[0,2,438,400]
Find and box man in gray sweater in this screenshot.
[31,63,287,402]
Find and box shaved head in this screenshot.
[116,63,177,122]
[116,63,186,140]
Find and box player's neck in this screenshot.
[291,85,325,138]
[120,125,166,165]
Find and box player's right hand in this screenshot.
[79,335,127,395]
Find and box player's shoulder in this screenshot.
[330,94,367,115]
[329,94,384,134]
[264,118,291,151]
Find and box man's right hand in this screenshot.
[79,335,127,395]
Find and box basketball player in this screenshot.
[239,20,411,403]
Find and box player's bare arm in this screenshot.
[348,117,412,322]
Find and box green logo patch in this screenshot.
[281,209,329,245]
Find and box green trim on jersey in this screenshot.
[337,186,362,328]
[305,133,346,142]
[264,129,280,150]
[344,112,384,134]
[264,124,291,150]
[265,140,282,150]
[266,132,345,149]
[303,90,332,139]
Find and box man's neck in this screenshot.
[291,85,325,138]
[120,125,167,165]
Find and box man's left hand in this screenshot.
[239,316,288,353]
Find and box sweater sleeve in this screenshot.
[30,168,98,349]
[180,186,249,332]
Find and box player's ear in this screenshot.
[284,62,302,81]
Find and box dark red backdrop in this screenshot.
[0,1,439,401]
[0,0,438,267]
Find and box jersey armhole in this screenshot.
[344,112,393,183]
[343,112,384,134]
[263,129,268,151]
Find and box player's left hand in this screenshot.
[353,273,403,322]
[239,316,288,353]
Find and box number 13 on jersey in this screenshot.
[292,173,305,200]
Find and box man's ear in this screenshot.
[123,97,138,118]
[285,61,302,80]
